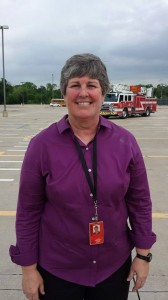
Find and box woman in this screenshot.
[10,53,156,300]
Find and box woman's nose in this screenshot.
[78,86,88,97]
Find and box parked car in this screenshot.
[49,103,61,107]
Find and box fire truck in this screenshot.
[100,85,157,118]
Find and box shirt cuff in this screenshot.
[9,245,38,266]
[129,231,157,249]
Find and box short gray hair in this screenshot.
[60,53,110,96]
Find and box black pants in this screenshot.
[37,256,131,300]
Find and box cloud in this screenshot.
[0,0,168,86]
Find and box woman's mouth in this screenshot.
[76,101,92,106]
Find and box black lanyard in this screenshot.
[74,136,98,220]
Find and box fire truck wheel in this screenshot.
[143,108,151,117]
[122,109,128,119]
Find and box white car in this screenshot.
[49,103,61,107]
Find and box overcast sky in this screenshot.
[0,0,168,87]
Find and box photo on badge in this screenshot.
[89,221,104,245]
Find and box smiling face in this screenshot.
[64,76,104,123]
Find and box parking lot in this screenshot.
[0,104,168,299]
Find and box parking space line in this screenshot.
[152,213,168,218]
[0,211,167,218]
[137,138,168,140]
[0,179,14,182]
[7,150,26,152]
[0,155,24,157]
[0,161,22,163]
[0,211,16,216]
[0,168,21,171]
[144,155,168,158]
[14,146,27,148]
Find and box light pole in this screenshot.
[21,82,25,105]
[52,73,54,99]
[0,25,9,117]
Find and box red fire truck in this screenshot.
[100,85,157,118]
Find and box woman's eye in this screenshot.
[88,85,96,88]
[70,84,79,88]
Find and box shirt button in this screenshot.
[88,169,92,172]
[86,147,89,150]
[90,193,93,197]
[93,260,97,264]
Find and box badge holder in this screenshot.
[89,221,104,245]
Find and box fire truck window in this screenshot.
[104,93,117,102]
[119,95,123,102]
[128,95,132,101]
[125,95,127,101]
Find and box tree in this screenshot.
[37,85,45,104]
[156,84,168,99]
[0,79,13,104]
[2,78,166,105]
[20,82,37,104]
[8,85,23,104]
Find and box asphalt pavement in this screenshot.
[0,104,168,300]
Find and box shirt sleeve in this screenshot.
[9,137,46,266]
[125,137,156,249]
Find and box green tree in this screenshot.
[8,85,23,104]
[36,85,47,104]
[0,79,13,104]
[156,84,168,99]
[4,79,167,105]
[20,82,37,104]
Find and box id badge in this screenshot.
[89,221,104,245]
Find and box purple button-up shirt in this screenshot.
[10,116,156,286]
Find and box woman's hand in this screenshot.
[127,257,149,291]
[22,264,45,300]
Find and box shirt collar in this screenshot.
[57,115,112,134]
[99,115,112,129]
[57,115,70,134]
